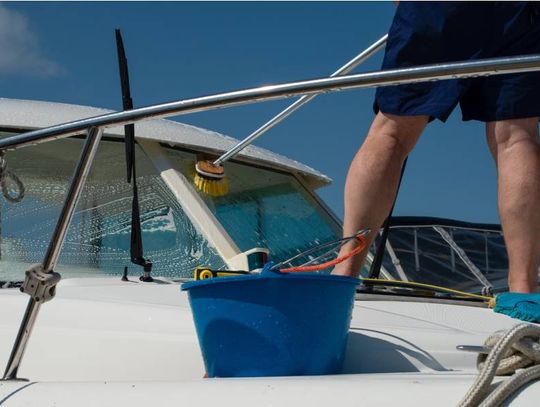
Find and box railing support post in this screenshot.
[2,127,103,381]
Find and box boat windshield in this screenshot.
[0,131,225,281]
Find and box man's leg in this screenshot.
[333,112,428,278]
[486,118,540,293]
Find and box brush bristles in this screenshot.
[194,173,229,197]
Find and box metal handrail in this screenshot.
[2,53,540,152]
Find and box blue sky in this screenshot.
[0,2,499,224]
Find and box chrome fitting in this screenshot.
[20,264,61,303]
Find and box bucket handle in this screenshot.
[274,230,369,273]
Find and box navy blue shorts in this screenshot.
[374,2,540,122]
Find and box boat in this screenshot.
[1,50,540,406]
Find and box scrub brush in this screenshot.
[192,35,387,197]
[194,154,228,197]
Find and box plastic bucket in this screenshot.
[181,271,358,377]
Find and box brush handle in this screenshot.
[213,34,388,166]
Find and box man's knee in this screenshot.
[368,112,428,157]
[486,118,540,153]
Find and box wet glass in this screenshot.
[0,132,224,281]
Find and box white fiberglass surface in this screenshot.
[165,149,345,268]
[0,131,225,281]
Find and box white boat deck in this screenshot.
[1,277,538,406]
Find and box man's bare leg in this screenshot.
[486,118,540,293]
[332,112,428,277]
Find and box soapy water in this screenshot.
[0,177,224,280]
[0,138,225,281]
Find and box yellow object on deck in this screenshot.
[193,266,250,280]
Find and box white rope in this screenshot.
[480,365,540,406]
[477,329,540,376]
[458,323,540,407]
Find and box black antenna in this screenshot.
[367,157,408,279]
[115,29,153,282]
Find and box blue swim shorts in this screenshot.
[374,2,540,122]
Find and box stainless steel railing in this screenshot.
[3,52,540,381]
[2,54,540,151]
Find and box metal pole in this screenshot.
[213,34,388,166]
[433,226,493,292]
[2,127,103,380]
[368,157,408,279]
[1,54,540,152]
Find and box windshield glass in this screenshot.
[0,132,224,281]
[165,149,344,267]
[379,219,516,294]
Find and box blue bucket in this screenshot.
[181,271,358,377]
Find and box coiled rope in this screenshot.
[458,323,540,407]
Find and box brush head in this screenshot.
[194,173,229,197]
[195,158,225,179]
[194,155,228,197]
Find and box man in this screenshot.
[332,2,540,293]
